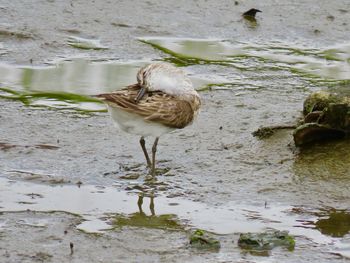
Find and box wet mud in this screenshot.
[1,0,350,262]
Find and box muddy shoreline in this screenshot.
[1,0,350,262]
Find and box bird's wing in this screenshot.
[96,85,195,129]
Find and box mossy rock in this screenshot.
[303,91,350,115]
[238,230,295,251]
[295,91,350,146]
[189,229,221,250]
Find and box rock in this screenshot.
[238,230,295,251]
[303,91,350,115]
[293,123,346,146]
[189,229,221,250]
[294,91,350,146]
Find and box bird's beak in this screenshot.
[135,86,146,103]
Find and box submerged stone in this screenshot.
[294,91,350,146]
[189,229,221,250]
[238,230,295,251]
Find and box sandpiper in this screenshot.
[96,62,201,177]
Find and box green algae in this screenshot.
[140,37,350,82]
[67,36,109,50]
[2,38,350,114]
[0,59,230,112]
[0,59,151,112]
[315,209,350,238]
[303,91,342,115]
[139,38,232,67]
[0,87,105,113]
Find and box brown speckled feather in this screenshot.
[96,84,198,129]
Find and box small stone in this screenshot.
[238,230,295,251]
[189,229,220,250]
[327,15,335,21]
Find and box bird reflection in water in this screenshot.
[112,194,183,230]
[137,194,155,216]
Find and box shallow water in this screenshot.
[1,38,349,111]
[0,58,229,111]
[141,37,350,81]
[1,176,349,258]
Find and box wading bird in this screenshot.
[96,63,201,177]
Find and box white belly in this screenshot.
[108,106,174,137]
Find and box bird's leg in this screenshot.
[151,137,159,177]
[139,136,152,168]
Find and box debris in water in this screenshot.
[70,242,74,255]
[0,142,59,151]
[0,29,35,39]
[111,22,132,28]
[0,142,16,151]
[252,125,296,139]
[119,173,141,180]
[31,252,53,261]
[243,8,262,18]
[327,15,335,21]
[34,144,60,150]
